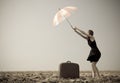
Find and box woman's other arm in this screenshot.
[73,28,88,40]
[74,27,95,41]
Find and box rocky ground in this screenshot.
[0,71,120,83]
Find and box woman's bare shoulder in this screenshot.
[89,36,95,42]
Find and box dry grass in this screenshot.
[0,71,120,83]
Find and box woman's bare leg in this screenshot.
[94,62,100,78]
[91,62,96,78]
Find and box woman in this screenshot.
[73,27,101,78]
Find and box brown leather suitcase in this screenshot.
[59,61,79,79]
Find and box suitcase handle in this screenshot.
[66,61,71,63]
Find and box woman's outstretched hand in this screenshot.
[73,26,77,31]
[74,27,85,34]
[73,26,88,40]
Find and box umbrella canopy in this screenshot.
[53,6,77,28]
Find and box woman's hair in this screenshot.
[88,30,94,36]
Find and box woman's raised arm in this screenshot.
[73,27,88,40]
[74,27,93,38]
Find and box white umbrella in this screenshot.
[53,6,77,29]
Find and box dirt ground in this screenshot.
[0,71,120,83]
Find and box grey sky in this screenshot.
[0,0,120,71]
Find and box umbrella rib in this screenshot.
[58,8,74,29]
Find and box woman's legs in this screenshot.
[94,62,100,78]
[91,62,100,78]
[91,62,96,78]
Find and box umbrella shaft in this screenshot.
[65,17,74,29]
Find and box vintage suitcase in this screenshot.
[59,61,79,79]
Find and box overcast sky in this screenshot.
[0,0,120,71]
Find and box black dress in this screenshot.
[87,38,101,62]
